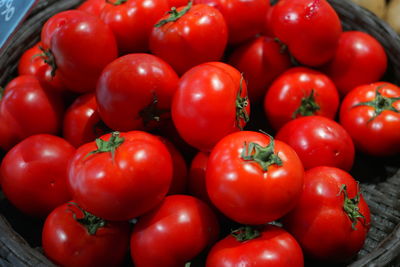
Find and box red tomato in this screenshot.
[322,31,387,96]
[228,36,292,103]
[63,93,108,148]
[276,116,355,171]
[172,62,250,152]
[270,0,342,66]
[0,75,64,150]
[339,82,400,156]
[166,0,189,8]
[42,202,130,267]
[96,53,179,131]
[206,131,304,224]
[150,3,228,75]
[77,0,107,17]
[188,151,211,204]
[0,135,75,217]
[206,225,304,267]
[68,131,173,221]
[264,67,339,131]
[100,0,169,53]
[283,166,370,262]
[194,0,269,44]
[130,195,219,267]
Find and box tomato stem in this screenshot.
[338,184,366,230]
[106,0,128,5]
[139,92,169,126]
[236,76,250,130]
[84,131,124,161]
[37,46,57,77]
[292,89,320,118]
[67,202,106,235]
[231,226,260,242]
[155,1,192,27]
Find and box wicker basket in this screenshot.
[1,0,400,266]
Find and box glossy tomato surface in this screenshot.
[188,151,211,204]
[77,0,107,17]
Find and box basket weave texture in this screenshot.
[0,0,400,266]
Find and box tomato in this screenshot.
[264,67,339,131]
[206,131,304,224]
[206,225,304,267]
[172,62,250,152]
[42,202,130,267]
[283,166,370,262]
[100,0,168,54]
[339,82,400,156]
[63,93,108,148]
[322,31,387,96]
[188,151,211,204]
[77,0,107,17]
[0,75,64,150]
[96,53,179,131]
[276,116,355,171]
[166,0,189,8]
[130,195,219,267]
[270,0,342,66]
[68,131,173,221]
[150,3,228,75]
[194,0,269,44]
[0,134,75,217]
[228,36,291,103]
[43,10,118,93]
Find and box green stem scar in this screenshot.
[85,131,124,161]
[292,89,320,118]
[155,1,192,27]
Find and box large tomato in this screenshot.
[339,82,400,156]
[206,131,304,224]
[0,134,75,217]
[42,202,130,267]
[68,131,173,221]
[206,225,304,267]
[264,67,339,131]
[283,166,370,262]
[130,195,219,267]
[270,0,342,66]
[172,62,250,152]
[150,2,228,75]
[96,53,179,131]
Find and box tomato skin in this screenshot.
[206,225,304,267]
[188,151,211,203]
[77,0,107,17]
[42,202,130,267]
[130,195,219,267]
[166,0,189,8]
[283,166,370,262]
[194,0,269,44]
[339,82,400,156]
[68,131,173,221]
[270,0,342,66]
[0,135,75,217]
[228,36,291,103]
[206,131,304,224]
[322,31,387,96]
[276,116,355,171]
[172,62,250,152]
[264,67,339,131]
[150,4,228,75]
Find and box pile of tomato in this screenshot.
[1,0,399,266]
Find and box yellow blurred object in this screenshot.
[351,0,387,18]
[387,0,400,34]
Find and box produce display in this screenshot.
[1,0,399,266]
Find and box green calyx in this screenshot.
[292,89,320,118]
[105,0,128,5]
[67,202,106,235]
[155,1,192,27]
[338,184,366,230]
[37,46,57,77]
[241,135,282,172]
[231,226,261,242]
[85,131,124,161]
[236,76,250,130]
[139,92,168,126]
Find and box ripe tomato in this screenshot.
[322,31,387,96]
[276,116,355,171]
[150,3,228,75]
[172,62,250,152]
[68,131,173,221]
[206,225,304,267]
[206,131,304,224]
[166,0,189,8]
[228,36,291,103]
[42,202,130,267]
[194,0,269,44]
[270,0,342,66]
[100,0,169,53]
[97,53,179,131]
[77,0,107,17]
[339,82,400,156]
[264,67,339,131]
[0,134,75,217]
[188,151,211,204]
[130,195,219,267]
[283,166,370,262]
